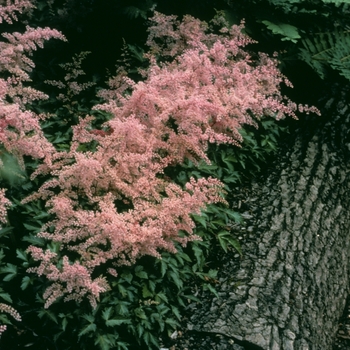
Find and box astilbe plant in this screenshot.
[0,0,65,331]
[0,0,66,170]
[23,12,319,308]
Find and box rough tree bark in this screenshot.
[185,85,350,349]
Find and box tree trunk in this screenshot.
[184,85,350,349]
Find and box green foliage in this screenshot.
[123,0,156,20]
[0,151,27,188]
[300,28,350,79]
[261,20,301,43]
[224,0,350,81]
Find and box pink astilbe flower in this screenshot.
[26,13,319,308]
[0,0,34,24]
[0,303,21,322]
[0,1,66,169]
[0,188,11,224]
[0,302,21,336]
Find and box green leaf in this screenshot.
[135,270,148,279]
[116,302,130,316]
[142,284,153,298]
[143,331,159,347]
[165,318,180,328]
[102,307,113,321]
[116,341,129,350]
[171,305,181,321]
[22,223,42,233]
[155,292,168,304]
[61,317,68,332]
[217,230,242,255]
[192,244,205,270]
[167,271,183,290]
[159,260,168,277]
[78,323,97,337]
[205,283,220,298]
[134,307,147,320]
[20,276,32,290]
[94,334,112,350]
[106,318,132,327]
[0,292,12,303]
[81,314,95,323]
[0,226,13,238]
[191,213,207,228]
[16,249,28,262]
[117,283,128,297]
[38,309,58,324]
[225,210,242,223]
[0,263,17,281]
[22,234,45,246]
[262,20,301,43]
[136,323,144,338]
[151,313,165,331]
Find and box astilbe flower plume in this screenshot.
[0,0,66,330]
[0,0,34,24]
[25,12,320,308]
[0,0,66,201]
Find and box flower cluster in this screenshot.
[0,0,34,24]
[0,0,65,225]
[0,188,11,224]
[0,303,21,336]
[0,303,21,322]
[25,13,319,307]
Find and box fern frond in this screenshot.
[300,28,350,80]
[322,0,350,5]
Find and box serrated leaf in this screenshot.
[142,284,153,298]
[192,244,205,270]
[22,234,45,246]
[136,323,144,338]
[0,292,12,303]
[16,249,28,261]
[165,318,180,328]
[0,227,13,238]
[78,323,96,337]
[106,318,132,327]
[171,305,181,321]
[159,260,167,277]
[116,302,129,316]
[23,223,42,232]
[155,292,168,304]
[134,307,147,320]
[135,270,148,279]
[38,309,58,324]
[168,271,183,290]
[191,213,207,228]
[120,272,133,284]
[143,331,159,347]
[81,314,95,323]
[102,307,113,321]
[20,276,32,291]
[94,334,113,350]
[116,341,129,350]
[0,263,17,281]
[205,283,220,298]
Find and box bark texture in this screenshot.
[186,86,350,349]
